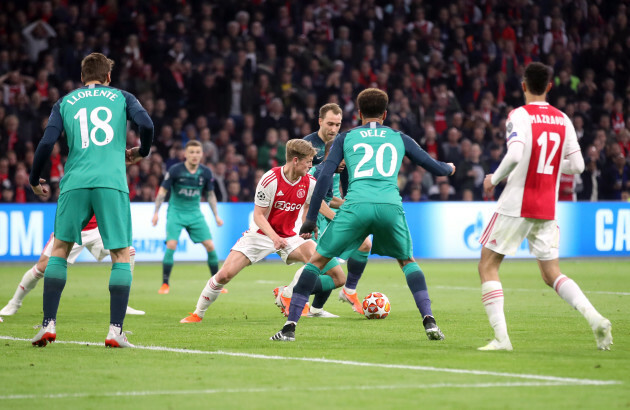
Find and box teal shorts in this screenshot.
[314,213,332,245]
[55,188,132,249]
[317,203,412,260]
[165,210,212,243]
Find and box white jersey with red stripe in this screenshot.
[497,102,580,220]
[250,166,316,238]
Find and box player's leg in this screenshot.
[200,238,228,293]
[105,247,134,347]
[160,240,178,294]
[92,188,134,348]
[476,213,531,351]
[309,263,344,317]
[181,250,251,323]
[201,239,220,276]
[339,236,371,314]
[398,257,445,340]
[33,189,91,346]
[32,238,73,346]
[529,222,612,350]
[538,259,612,350]
[87,232,144,316]
[1,236,51,315]
[271,250,332,341]
[477,246,511,350]
[279,239,342,316]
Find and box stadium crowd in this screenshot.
[1,0,629,204]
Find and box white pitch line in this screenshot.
[434,285,630,296]
[0,336,620,386]
[0,381,598,401]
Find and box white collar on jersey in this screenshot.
[280,167,301,186]
[529,101,549,105]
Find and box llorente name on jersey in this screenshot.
[529,114,565,125]
[66,89,118,105]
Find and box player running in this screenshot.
[271,88,455,342]
[0,216,145,317]
[29,53,154,348]
[152,140,224,295]
[477,62,612,351]
[179,139,346,323]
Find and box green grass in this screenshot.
[0,260,628,409]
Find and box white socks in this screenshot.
[342,287,356,295]
[10,266,44,305]
[129,247,136,273]
[553,274,602,329]
[284,266,305,298]
[481,281,509,342]
[194,276,224,318]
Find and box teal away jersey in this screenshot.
[342,123,405,205]
[161,162,215,212]
[304,131,341,198]
[54,85,139,194]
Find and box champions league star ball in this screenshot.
[362,292,391,319]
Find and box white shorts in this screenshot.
[231,230,312,264]
[43,228,109,264]
[479,213,559,260]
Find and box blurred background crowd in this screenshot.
[1,0,629,205]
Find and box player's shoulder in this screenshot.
[260,168,279,187]
[199,163,213,175]
[167,162,185,174]
[303,132,320,143]
[507,106,528,120]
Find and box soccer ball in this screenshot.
[362,292,391,319]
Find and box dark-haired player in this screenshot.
[271,88,455,341]
[477,62,612,351]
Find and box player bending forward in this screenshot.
[180,139,347,323]
[1,216,144,318]
[272,88,455,342]
[477,62,612,351]
[275,139,369,317]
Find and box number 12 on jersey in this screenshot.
[536,131,560,175]
[74,106,114,148]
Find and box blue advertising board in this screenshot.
[1,202,628,262]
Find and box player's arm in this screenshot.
[560,117,585,175]
[485,139,524,192]
[207,190,223,227]
[123,91,154,163]
[302,134,345,232]
[203,167,223,226]
[152,186,168,226]
[402,134,455,176]
[329,196,344,209]
[253,205,287,249]
[319,200,336,220]
[30,100,63,196]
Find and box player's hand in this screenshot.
[447,163,456,176]
[151,213,159,226]
[299,219,318,239]
[483,174,496,195]
[273,236,288,250]
[125,147,142,165]
[215,216,224,227]
[31,178,49,198]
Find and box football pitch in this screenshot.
[0,259,628,409]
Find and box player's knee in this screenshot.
[359,238,372,252]
[332,274,346,287]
